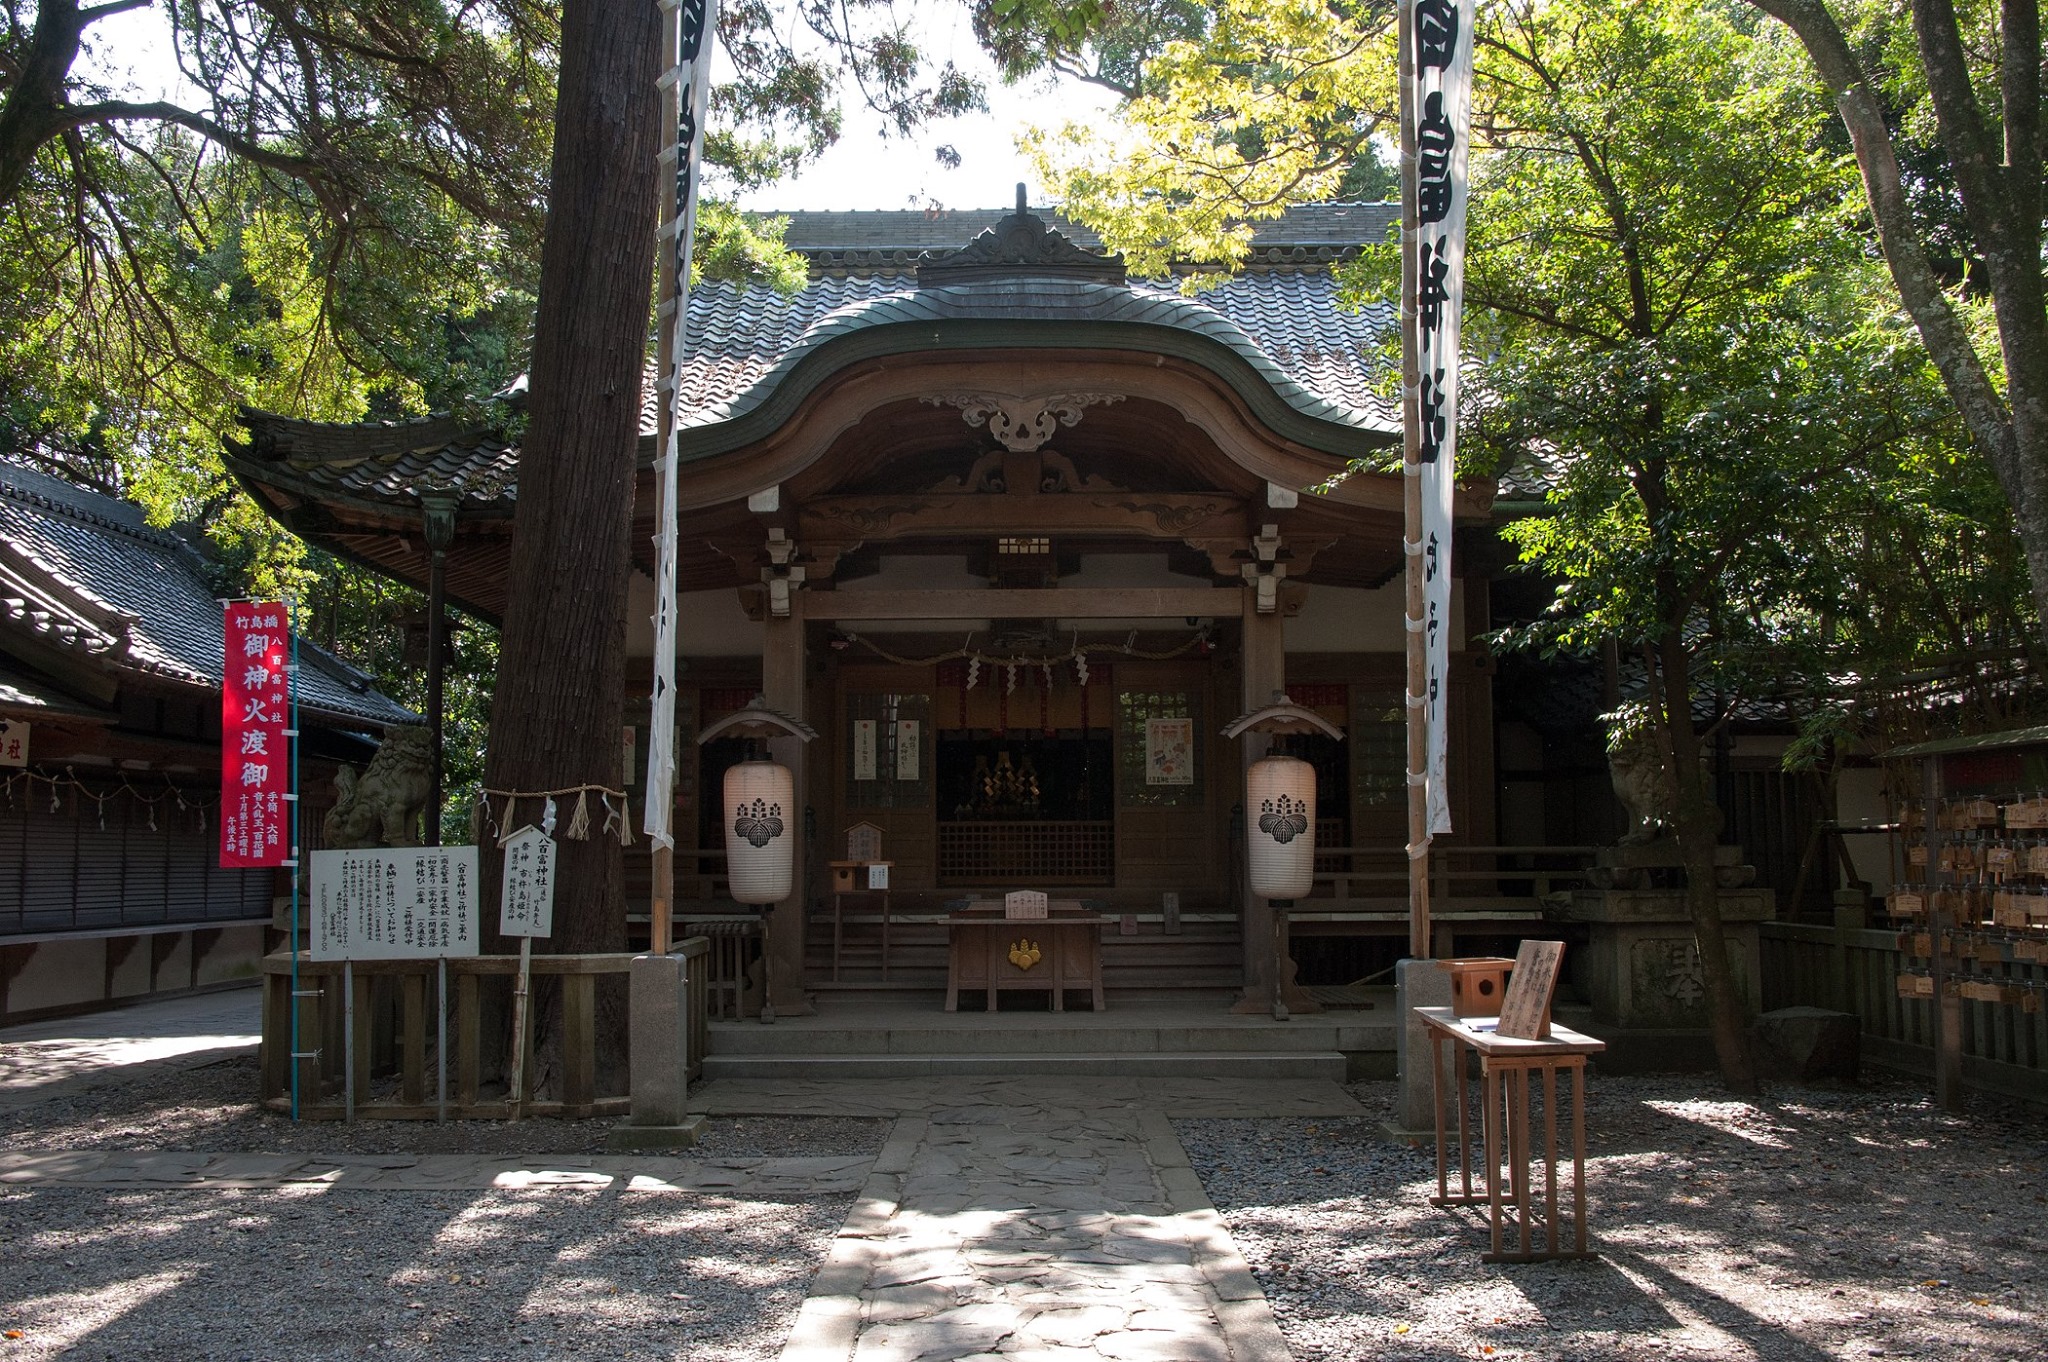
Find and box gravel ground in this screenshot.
[0,1183,846,1361]
[1179,1072,2048,1362]
[0,1058,888,1361]
[0,1054,890,1159]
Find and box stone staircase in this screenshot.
[803,909,1247,994]
[702,991,1395,1081]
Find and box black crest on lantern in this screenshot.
[1258,793,1310,844]
[733,797,785,848]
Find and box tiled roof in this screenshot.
[673,271,1396,433]
[230,203,1399,512]
[0,460,417,727]
[776,202,1398,273]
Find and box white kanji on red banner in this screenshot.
[221,603,291,867]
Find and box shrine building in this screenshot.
[226,199,1668,1025]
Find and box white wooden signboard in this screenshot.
[309,846,480,960]
[498,825,557,938]
[0,717,26,767]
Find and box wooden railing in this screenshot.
[1302,844,1600,911]
[1760,921,2046,1101]
[258,938,712,1120]
[937,820,1116,884]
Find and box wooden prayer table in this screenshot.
[1416,1005,1606,1262]
[945,901,1106,1012]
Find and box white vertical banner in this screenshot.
[1410,0,1471,837]
[644,0,719,849]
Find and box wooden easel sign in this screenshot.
[1495,939,1565,1040]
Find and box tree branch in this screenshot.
[1745,0,2015,475]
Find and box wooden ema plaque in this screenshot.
[1494,939,1566,1040]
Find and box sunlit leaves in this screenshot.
[1021,0,1398,278]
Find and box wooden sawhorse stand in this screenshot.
[1417,1006,1605,1262]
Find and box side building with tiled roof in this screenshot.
[0,459,416,1023]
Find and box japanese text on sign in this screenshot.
[498,826,557,938]
[221,603,291,866]
[309,846,480,960]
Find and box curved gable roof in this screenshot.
[671,274,1397,462]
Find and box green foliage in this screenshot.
[1020,0,1397,277]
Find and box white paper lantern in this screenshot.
[724,760,795,904]
[1247,754,1316,901]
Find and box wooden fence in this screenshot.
[1759,921,2046,1101]
[1304,844,1600,910]
[258,937,712,1120]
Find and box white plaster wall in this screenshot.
[631,581,765,660]
[1289,580,1466,654]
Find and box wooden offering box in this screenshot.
[946,900,1105,1012]
[1445,957,1517,1018]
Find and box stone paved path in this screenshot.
[742,1079,1352,1362]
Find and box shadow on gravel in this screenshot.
[0,1180,842,1362]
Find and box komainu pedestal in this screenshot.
[1551,845,1774,1030]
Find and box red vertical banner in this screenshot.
[221,602,291,867]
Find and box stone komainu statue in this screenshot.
[325,726,434,848]
[1606,721,1713,847]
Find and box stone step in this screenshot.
[709,1017,1390,1056]
[699,1050,1351,1080]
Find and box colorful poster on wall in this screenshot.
[1145,717,1195,786]
[895,719,920,781]
[853,719,878,781]
[309,845,480,960]
[220,602,291,867]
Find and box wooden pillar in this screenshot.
[1233,583,1287,1015]
[419,492,458,848]
[763,592,812,1016]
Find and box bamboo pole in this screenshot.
[1399,0,1433,961]
[647,0,684,957]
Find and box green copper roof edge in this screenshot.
[677,314,1400,464]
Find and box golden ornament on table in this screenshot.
[1008,938,1042,971]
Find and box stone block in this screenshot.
[604,1116,706,1151]
[1394,958,1453,1133]
[622,952,689,1128]
[1750,1006,1860,1083]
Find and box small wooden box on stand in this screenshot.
[1419,938,1600,1262]
[1444,956,1517,1018]
[828,823,894,981]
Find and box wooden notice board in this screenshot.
[1496,939,1565,1040]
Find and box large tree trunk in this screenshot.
[481,0,661,1089]
[1648,634,1759,1095]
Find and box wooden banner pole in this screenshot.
[1399,0,1433,961]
